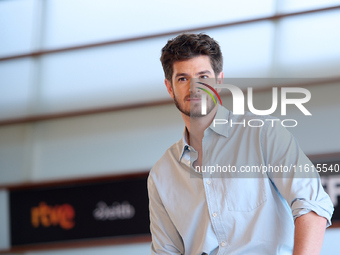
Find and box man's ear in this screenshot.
[165,79,174,99]
[216,71,224,93]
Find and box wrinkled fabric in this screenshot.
[148,105,333,255]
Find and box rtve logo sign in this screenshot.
[31,202,75,230]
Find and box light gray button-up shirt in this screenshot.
[148,105,333,255]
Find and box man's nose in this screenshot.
[189,80,201,94]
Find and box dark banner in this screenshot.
[9,176,150,246]
[316,159,340,223]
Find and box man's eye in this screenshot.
[200,75,208,79]
[178,77,187,82]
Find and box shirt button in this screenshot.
[206,180,211,185]
[221,241,226,247]
[212,212,217,217]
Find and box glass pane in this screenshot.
[209,21,274,79]
[0,125,31,185]
[276,10,340,77]
[279,0,340,13]
[0,0,35,57]
[0,190,10,250]
[288,82,340,154]
[0,58,33,120]
[44,0,275,49]
[33,106,183,180]
[39,37,168,114]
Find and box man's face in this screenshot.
[165,55,222,118]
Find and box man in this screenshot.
[147,33,333,255]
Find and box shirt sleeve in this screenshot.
[147,174,184,255]
[261,120,334,227]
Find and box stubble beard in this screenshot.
[173,93,216,118]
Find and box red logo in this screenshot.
[31,202,75,230]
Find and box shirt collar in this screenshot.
[179,105,230,161]
[207,104,230,138]
[179,127,190,161]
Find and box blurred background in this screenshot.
[1,0,340,254]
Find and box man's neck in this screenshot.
[182,106,218,146]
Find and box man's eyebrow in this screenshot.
[196,70,212,75]
[174,70,212,78]
[174,73,189,78]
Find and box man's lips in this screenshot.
[187,98,201,101]
[185,95,202,101]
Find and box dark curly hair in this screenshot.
[160,33,223,83]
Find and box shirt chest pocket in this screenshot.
[222,177,267,212]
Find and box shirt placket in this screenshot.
[202,134,229,254]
